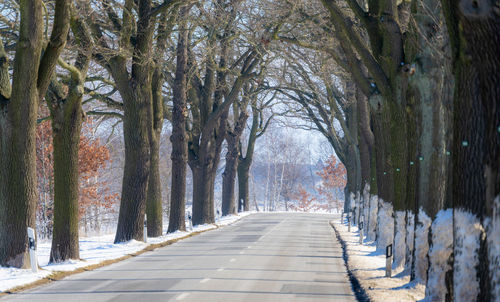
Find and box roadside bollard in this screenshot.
[143,214,147,243]
[27,227,37,273]
[386,244,393,277]
[359,221,364,245]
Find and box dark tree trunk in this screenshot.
[50,96,83,262]
[222,143,238,216]
[146,70,164,237]
[114,0,154,243]
[441,3,500,300]
[167,7,190,233]
[237,161,251,212]
[0,0,43,268]
[48,34,91,261]
[223,109,249,215]
[191,164,216,225]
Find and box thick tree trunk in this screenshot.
[237,161,251,212]
[146,70,164,237]
[222,143,238,216]
[0,0,43,268]
[222,108,248,216]
[50,101,83,262]
[191,164,215,225]
[167,8,190,233]
[441,3,500,300]
[114,90,151,243]
[114,0,154,243]
[146,125,162,237]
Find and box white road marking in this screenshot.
[176,293,190,300]
[247,246,252,249]
[200,278,210,283]
[239,251,244,254]
[217,268,224,271]
[230,258,236,262]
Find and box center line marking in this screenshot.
[230,258,236,262]
[200,278,210,283]
[217,268,224,271]
[176,293,190,300]
[239,251,244,254]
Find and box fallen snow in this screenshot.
[426,209,453,301]
[404,211,415,273]
[377,199,394,251]
[0,212,252,293]
[414,209,432,283]
[453,209,482,302]
[368,195,378,241]
[393,211,406,270]
[332,216,425,302]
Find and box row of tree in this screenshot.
[0,0,279,268]
[0,1,498,301]
[263,0,498,301]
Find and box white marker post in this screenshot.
[27,227,37,273]
[386,244,393,277]
[143,214,147,243]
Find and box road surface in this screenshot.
[2,213,356,301]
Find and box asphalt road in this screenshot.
[2,213,356,302]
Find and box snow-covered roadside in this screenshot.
[331,216,425,302]
[0,212,252,293]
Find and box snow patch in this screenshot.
[376,199,394,251]
[414,209,432,283]
[393,211,406,270]
[404,211,415,272]
[332,216,425,301]
[368,195,378,241]
[355,191,361,225]
[426,209,453,301]
[453,209,482,302]
[487,196,500,301]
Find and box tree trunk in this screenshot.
[0,0,43,268]
[50,91,84,263]
[222,107,248,216]
[222,142,238,216]
[114,0,154,243]
[441,3,500,300]
[146,70,164,237]
[237,161,251,212]
[167,7,190,233]
[146,125,162,237]
[191,164,215,225]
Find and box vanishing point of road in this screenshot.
[2,213,356,301]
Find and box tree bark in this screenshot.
[237,161,251,212]
[0,0,43,268]
[441,3,500,300]
[114,0,155,243]
[223,108,249,216]
[146,69,164,237]
[167,7,190,233]
[50,92,83,262]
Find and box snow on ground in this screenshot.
[332,216,425,302]
[0,212,252,293]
